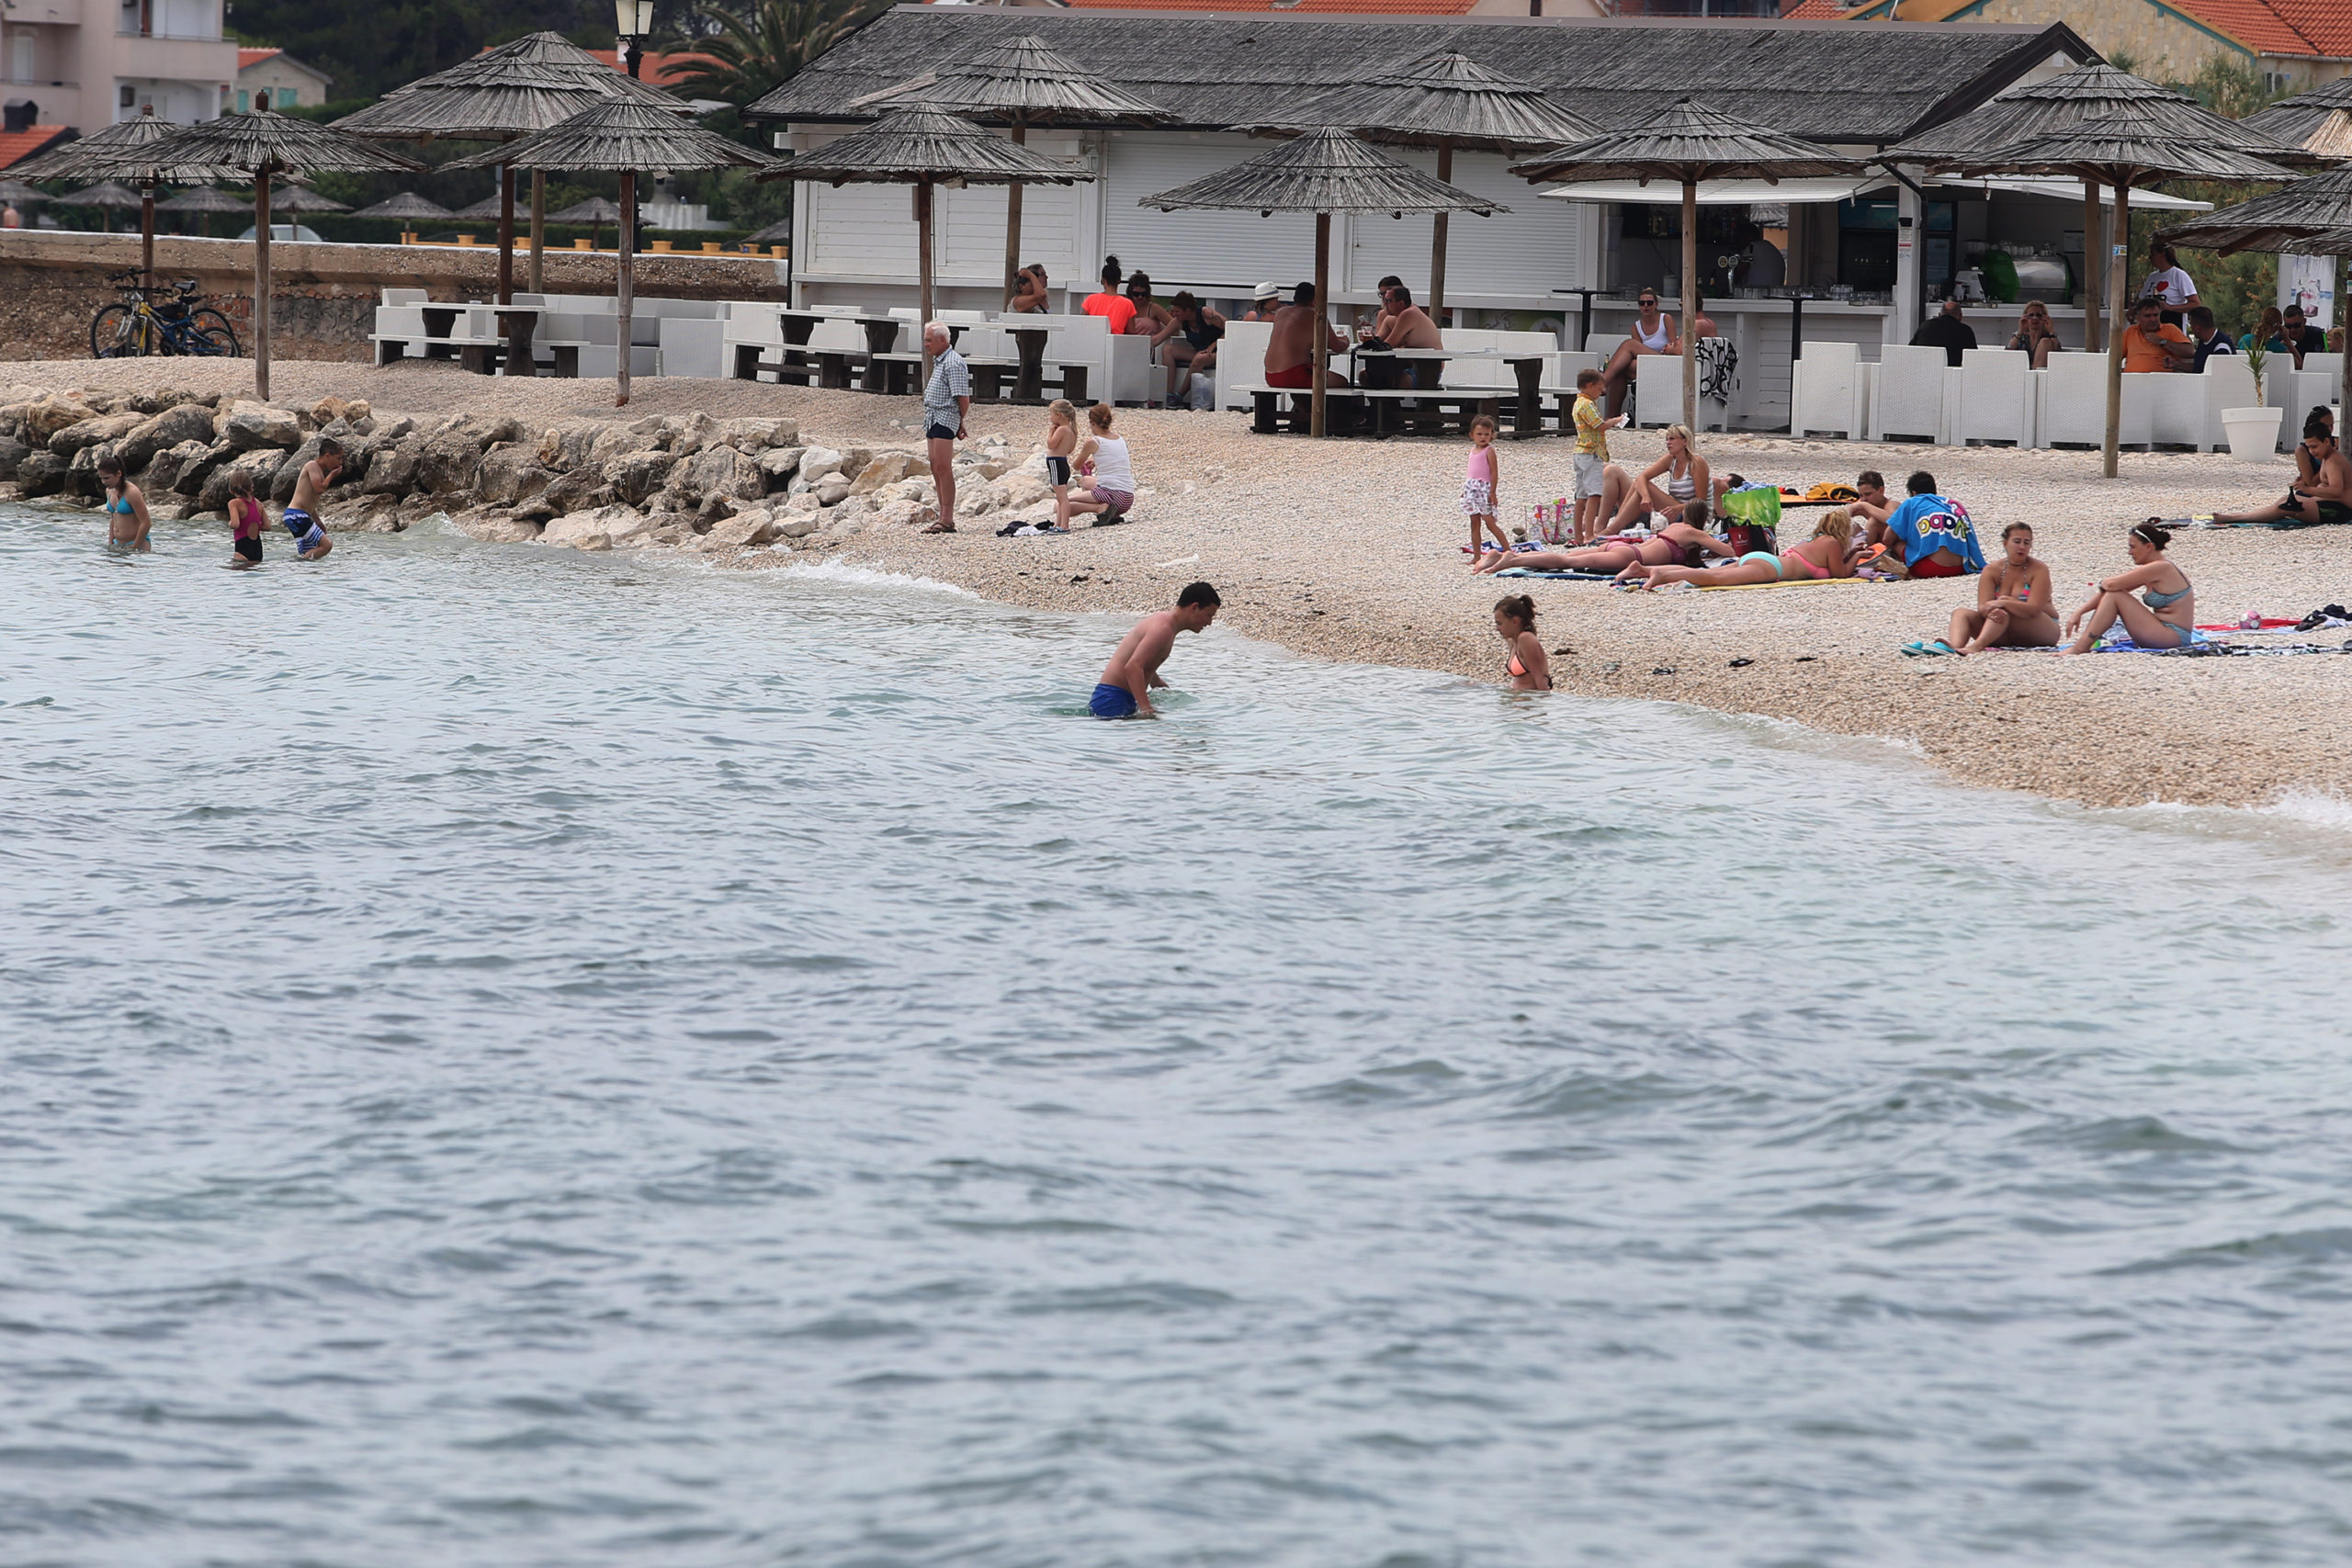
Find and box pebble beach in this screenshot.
[12,355,2349,810]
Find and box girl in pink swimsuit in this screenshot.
[1627,515,1856,590]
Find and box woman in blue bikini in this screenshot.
[1628,514,1854,589]
[2061,520,2193,654]
[95,455,151,552]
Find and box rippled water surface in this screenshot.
[6,506,2352,1568]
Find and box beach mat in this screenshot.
[1696,576,1882,592]
[1492,568,1621,581]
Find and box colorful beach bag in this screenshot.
[1718,481,1781,557]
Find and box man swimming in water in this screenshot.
[282,438,341,560]
[1091,581,1220,719]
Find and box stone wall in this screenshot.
[0,230,790,364]
[1959,0,2235,84]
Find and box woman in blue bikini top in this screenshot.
[2060,520,2194,655]
[95,455,152,552]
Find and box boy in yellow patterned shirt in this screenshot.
[1571,367,1626,545]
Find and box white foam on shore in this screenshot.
[775,558,978,598]
[2258,792,2352,833]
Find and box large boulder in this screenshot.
[699,506,778,551]
[14,450,69,497]
[672,445,763,509]
[65,443,119,500]
[537,421,604,470]
[756,446,805,491]
[665,411,722,457]
[49,412,141,457]
[23,394,98,441]
[0,435,28,479]
[797,446,846,483]
[539,464,612,516]
[198,447,288,513]
[170,440,230,497]
[415,429,483,495]
[477,443,555,506]
[849,451,922,496]
[221,400,302,451]
[588,424,662,466]
[138,438,207,498]
[541,502,646,550]
[811,475,852,507]
[322,494,405,535]
[602,446,677,507]
[720,416,797,451]
[116,402,217,474]
[448,503,542,544]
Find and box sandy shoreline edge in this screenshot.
[8,357,2351,812]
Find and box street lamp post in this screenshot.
[615,0,656,79]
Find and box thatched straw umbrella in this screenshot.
[1144,127,1505,438]
[840,34,1167,306]
[452,97,776,406]
[549,195,624,250]
[336,30,690,300]
[1883,62,2322,354]
[2158,166,2352,420]
[126,106,423,399]
[271,185,350,216]
[1238,49,1596,321]
[57,181,144,233]
[1512,99,1859,434]
[774,107,1084,382]
[1953,109,2291,479]
[745,216,790,248]
[2242,76,2352,164]
[0,178,47,208]
[451,193,509,222]
[158,186,250,239]
[350,191,457,228]
[15,107,204,292]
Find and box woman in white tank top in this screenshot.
[1601,289,1679,420]
[1058,403,1138,529]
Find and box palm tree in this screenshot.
[667,0,881,108]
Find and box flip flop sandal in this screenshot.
[922,521,956,534]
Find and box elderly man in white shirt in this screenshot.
[919,320,970,535]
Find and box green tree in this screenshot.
[666,0,883,110]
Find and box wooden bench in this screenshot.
[1235,384,1501,437]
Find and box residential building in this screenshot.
[235,45,331,111]
[0,0,238,138]
[1831,0,2349,92]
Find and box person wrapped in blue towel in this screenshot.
[1871,469,1983,579]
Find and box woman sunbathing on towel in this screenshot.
[1941,522,2057,654]
[1629,514,1854,589]
[2060,520,2193,654]
[1473,501,1725,578]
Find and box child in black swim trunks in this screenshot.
[1044,400,1076,525]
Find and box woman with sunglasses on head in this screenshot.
[2007,300,2062,369]
[2060,521,2194,654]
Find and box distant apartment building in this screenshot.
[1828,0,2349,92]
[0,0,239,146]
[235,46,330,110]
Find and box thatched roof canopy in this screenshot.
[775,106,1082,186]
[336,31,685,141]
[747,7,2096,145]
[57,181,145,209]
[1237,49,1600,153]
[0,178,47,205]
[1884,62,2324,170]
[349,191,457,220]
[449,193,508,220]
[129,107,425,180]
[1510,97,1860,186]
[1143,127,1504,216]
[10,107,190,184]
[1952,107,2295,183]
[451,97,776,176]
[861,33,1170,127]
[157,186,253,214]
[270,184,349,215]
[2243,76,2352,162]
[745,216,791,243]
[2155,166,2352,255]
[548,195,625,224]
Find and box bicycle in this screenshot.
[90,270,242,359]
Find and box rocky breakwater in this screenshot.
[0,382,1056,560]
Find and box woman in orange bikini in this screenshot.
[1495,594,1550,691]
[1628,514,1855,589]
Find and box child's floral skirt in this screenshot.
[1460,478,1494,516]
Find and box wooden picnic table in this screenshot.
[1340,345,1552,438]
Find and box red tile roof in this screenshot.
[582,48,721,88]
[2168,0,2352,58]
[1780,0,1847,16]
[0,125,70,172]
[1057,0,1481,11]
[238,46,282,71]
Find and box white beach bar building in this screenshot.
[746,9,2256,437]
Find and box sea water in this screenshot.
[4,506,2350,1568]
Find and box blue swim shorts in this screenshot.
[281,507,324,550]
[1090,682,1137,719]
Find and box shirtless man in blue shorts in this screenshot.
[1091,581,1219,719]
[282,438,341,560]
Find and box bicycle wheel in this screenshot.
[90,303,143,358]
[191,326,240,358]
[189,309,240,356]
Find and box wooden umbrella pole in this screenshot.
[617,172,636,408]
[529,170,546,294]
[2082,178,2103,353]
[917,178,936,384]
[2102,175,2128,480]
[1312,210,1330,439]
[141,185,155,298]
[1003,117,1025,307]
[1680,176,1699,434]
[254,166,273,400]
[497,163,515,306]
[1430,139,1452,321]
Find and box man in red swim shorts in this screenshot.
[1263,280,1348,390]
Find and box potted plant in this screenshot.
[2222,339,2283,460]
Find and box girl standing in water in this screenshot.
[226,470,269,570]
[95,455,151,553]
